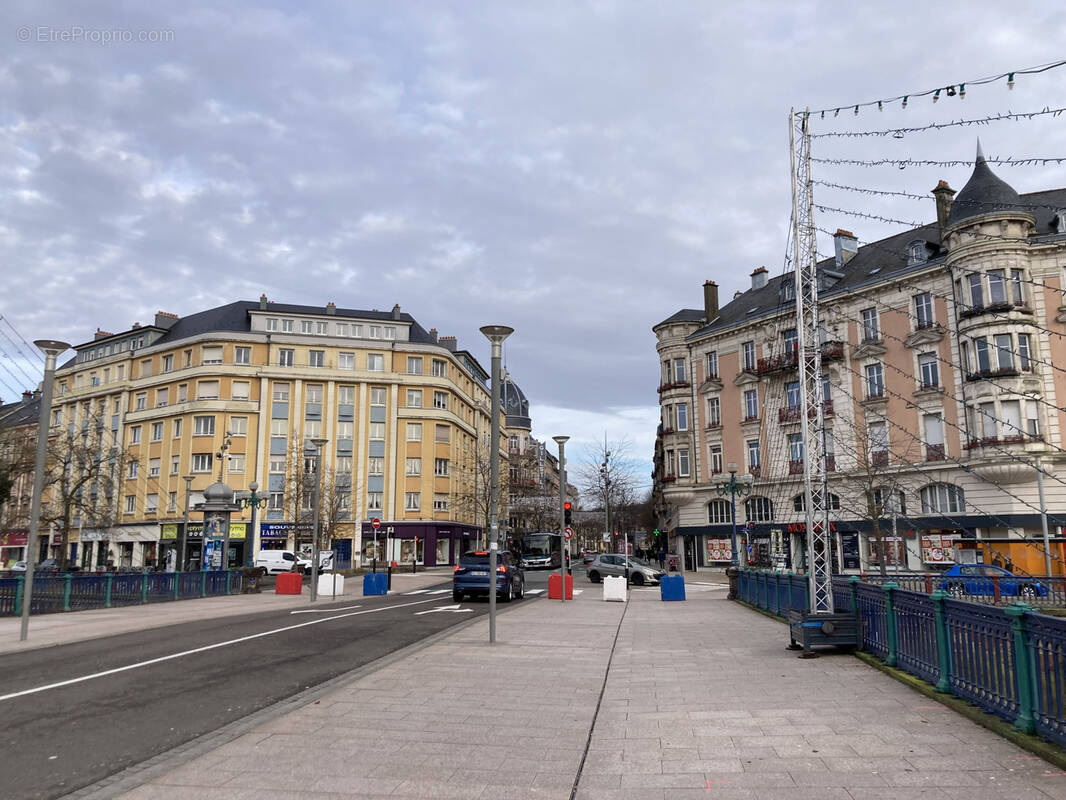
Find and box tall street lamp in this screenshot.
[715,461,753,569]
[553,436,569,603]
[180,475,194,571]
[238,481,268,592]
[308,437,328,603]
[480,324,513,645]
[20,339,70,641]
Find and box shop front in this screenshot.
[357,521,481,567]
[1,530,27,567]
[258,522,311,553]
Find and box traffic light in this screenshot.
[563,501,573,525]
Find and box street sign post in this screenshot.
[564,527,574,540]
[371,518,381,573]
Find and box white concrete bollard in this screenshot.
[317,572,345,597]
[603,575,627,602]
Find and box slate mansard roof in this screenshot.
[657,151,1066,341]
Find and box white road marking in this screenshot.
[414,604,473,616]
[427,589,451,594]
[290,604,362,614]
[0,597,441,703]
[403,589,430,595]
[525,589,545,595]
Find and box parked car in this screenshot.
[582,551,597,566]
[938,564,1048,600]
[453,550,524,603]
[255,550,312,575]
[10,561,26,572]
[36,558,61,572]
[585,554,665,586]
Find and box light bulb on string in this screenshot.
[1008,73,1015,90]
[946,85,956,97]
[877,101,883,112]
[901,95,908,109]
[959,83,965,99]
[933,88,941,103]
[834,108,839,117]
[853,105,859,115]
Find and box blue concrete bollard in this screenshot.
[660,573,686,601]
[363,572,388,596]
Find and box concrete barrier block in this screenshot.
[603,575,627,602]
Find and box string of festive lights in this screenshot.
[813,155,1066,169]
[812,106,1066,139]
[813,179,1066,215]
[0,316,45,365]
[809,58,1066,118]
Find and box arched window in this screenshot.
[921,483,965,514]
[745,496,774,523]
[708,500,732,524]
[793,492,840,512]
[871,487,907,516]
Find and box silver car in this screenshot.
[585,554,665,586]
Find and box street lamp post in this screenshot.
[308,437,328,603]
[180,475,194,571]
[19,339,70,642]
[715,462,752,598]
[480,324,513,645]
[553,436,569,604]
[238,480,268,570]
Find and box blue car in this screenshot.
[939,564,1047,600]
[453,550,524,603]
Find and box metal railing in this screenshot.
[855,571,1066,610]
[0,570,243,616]
[737,568,1066,749]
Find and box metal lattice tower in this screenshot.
[789,108,834,614]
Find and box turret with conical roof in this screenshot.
[946,140,1033,229]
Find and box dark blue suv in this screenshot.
[453,550,524,603]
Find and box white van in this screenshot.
[256,550,311,575]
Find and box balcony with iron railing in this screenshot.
[777,400,835,423]
[925,443,945,462]
[657,380,691,394]
[755,341,845,376]
[963,434,1042,450]
[871,450,889,467]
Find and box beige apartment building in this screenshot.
[653,149,1066,576]
[45,297,508,570]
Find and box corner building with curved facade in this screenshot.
[653,148,1066,576]
[47,297,509,570]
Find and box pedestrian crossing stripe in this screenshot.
[525,589,545,595]
[403,589,430,594]
[428,589,450,594]
[403,588,457,595]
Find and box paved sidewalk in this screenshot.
[59,578,1065,800]
[0,569,451,655]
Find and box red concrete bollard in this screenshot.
[275,572,303,595]
[547,573,573,600]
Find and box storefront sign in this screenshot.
[260,522,309,539]
[0,531,28,547]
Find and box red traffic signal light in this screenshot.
[563,501,573,525]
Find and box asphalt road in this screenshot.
[0,572,556,800]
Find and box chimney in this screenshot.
[326,301,336,315]
[428,327,439,343]
[833,229,858,267]
[259,293,268,310]
[154,311,179,329]
[391,303,401,320]
[132,322,141,328]
[22,390,33,402]
[733,290,742,299]
[932,180,955,232]
[439,335,457,352]
[703,280,719,322]
[750,266,768,290]
[94,328,113,341]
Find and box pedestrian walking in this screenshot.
[657,548,666,570]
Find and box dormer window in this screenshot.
[907,240,927,266]
[1052,210,1066,232]
[781,280,795,301]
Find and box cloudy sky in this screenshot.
[1,1,1065,486]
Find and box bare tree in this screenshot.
[0,423,35,527]
[454,430,509,543]
[574,435,643,538]
[837,417,923,576]
[41,413,128,569]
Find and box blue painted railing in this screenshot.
[736,568,1066,747]
[0,570,243,616]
